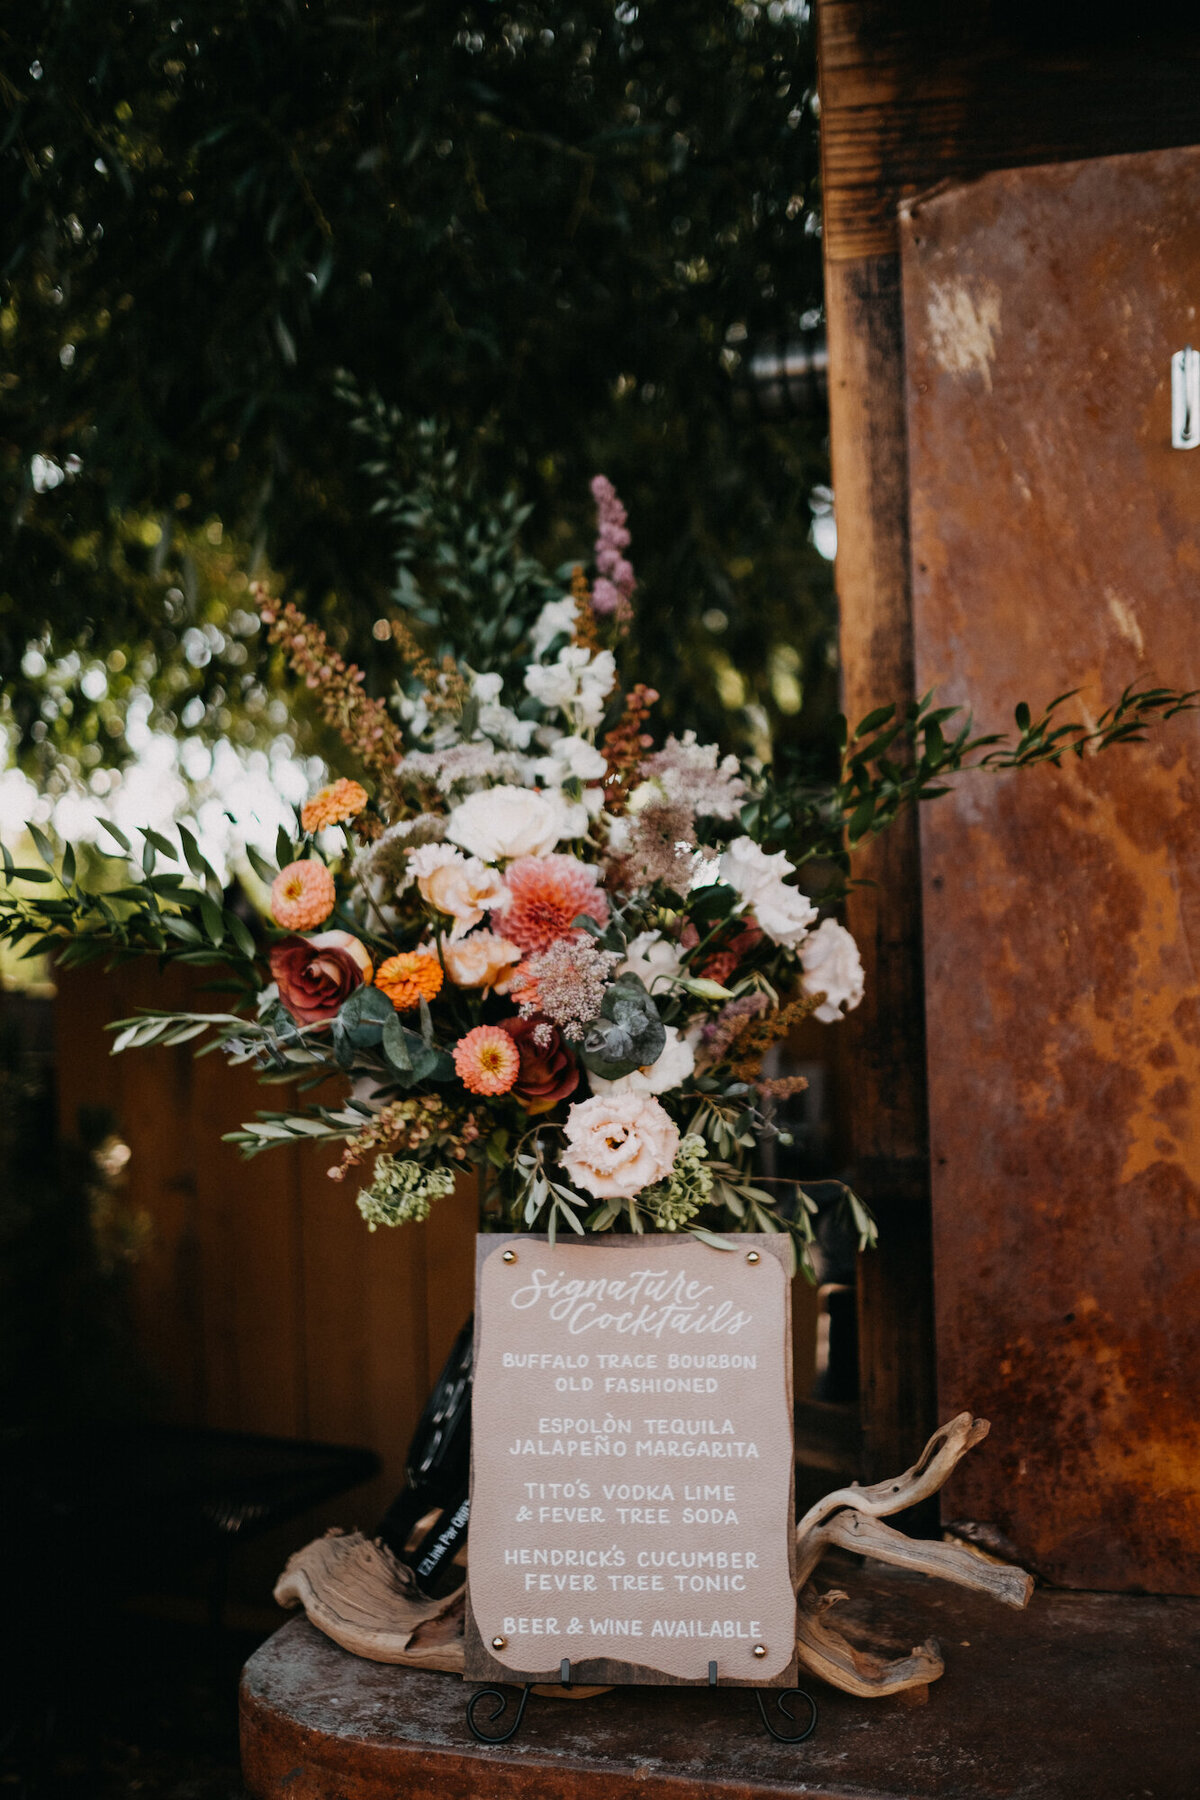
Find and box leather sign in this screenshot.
[464,1234,797,1686]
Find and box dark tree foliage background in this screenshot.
[1,0,834,789]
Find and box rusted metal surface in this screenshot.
[240,1585,1200,1799]
[817,4,1200,263]
[902,146,1200,1593]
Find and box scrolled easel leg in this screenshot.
[753,1686,818,1744]
[465,1683,531,1744]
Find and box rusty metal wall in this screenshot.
[902,146,1200,1592]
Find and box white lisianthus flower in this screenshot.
[446,786,567,861]
[718,836,818,949]
[533,734,609,786]
[560,1093,680,1200]
[470,671,505,704]
[530,596,578,659]
[524,645,617,731]
[523,656,579,712]
[617,929,683,992]
[800,918,865,1023]
[588,1024,695,1098]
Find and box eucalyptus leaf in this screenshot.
[579,973,666,1079]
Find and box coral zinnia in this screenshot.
[271,859,337,931]
[301,778,369,834]
[503,855,608,956]
[453,1025,521,1096]
[375,951,445,1011]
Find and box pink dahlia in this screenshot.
[502,855,608,956]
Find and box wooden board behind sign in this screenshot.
[464,1234,797,1687]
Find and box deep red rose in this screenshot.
[498,1016,579,1115]
[270,931,370,1026]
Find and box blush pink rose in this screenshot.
[441,930,523,990]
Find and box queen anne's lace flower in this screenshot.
[519,938,620,1038]
[640,732,747,821]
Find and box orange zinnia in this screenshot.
[271,859,337,931]
[301,778,369,834]
[375,951,445,1012]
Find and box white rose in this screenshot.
[617,929,683,992]
[800,918,865,1023]
[718,836,818,949]
[588,1024,695,1098]
[446,786,565,861]
[560,1093,680,1200]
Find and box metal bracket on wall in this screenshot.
[1171,346,1200,447]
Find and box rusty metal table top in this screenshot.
[240,1565,1200,1799]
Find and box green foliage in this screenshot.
[2,0,833,770]
[756,683,1200,890]
[578,972,666,1078]
[0,818,262,971]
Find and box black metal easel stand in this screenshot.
[465,1659,817,1746]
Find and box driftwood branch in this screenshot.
[793,1412,1032,1696]
[273,1412,1031,1699]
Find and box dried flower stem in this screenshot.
[255,583,403,783]
[726,991,824,1081]
[601,684,659,812]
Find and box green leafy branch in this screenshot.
[335,375,565,684]
[754,682,1200,876]
[223,1102,378,1159]
[0,819,259,971]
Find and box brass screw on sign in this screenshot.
[502,1249,517,1263]
[492,1635,507,1650]
[753,1643,768,1658]
[746,1250,761,1264]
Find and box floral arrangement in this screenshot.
[4,473,1196,1272]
